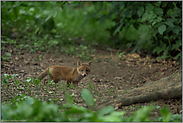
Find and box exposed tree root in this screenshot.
[99,67,182,107]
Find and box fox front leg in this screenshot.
[66,77,78,87]
[66,77,72,87]
[73,82,79,87]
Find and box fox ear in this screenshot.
[88,61,92,66]
[77,61,82,66]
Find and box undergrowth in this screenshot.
[1,74,182,122]
[1,87,182,122]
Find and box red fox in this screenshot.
[38,61,91,86]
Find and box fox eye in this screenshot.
[86,69,89,72]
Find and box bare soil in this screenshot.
[1,44,182,119]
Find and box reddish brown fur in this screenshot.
[38,61,91,86]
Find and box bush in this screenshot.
[2,1,181,60]
[1,89,182,122]
[83,1,182,61]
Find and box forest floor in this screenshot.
[1,44,182,119]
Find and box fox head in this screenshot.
[77,61,91,77]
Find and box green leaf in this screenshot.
[102,111,125,122]
[68,105,87,114]
[45,15,52,22]
[2,56,10,61]
[5,52,12,56]
[173,52,182,60]
[154,7,163,15]
[154,1,161,7]
[63,104,89,121]
[81,89,94,106]
[65,92,73,104]
[169,114,182,122]
[138,7,144,17]
[158,25,166,35]
[171,39,181,50]
[48,40,58,47]
[98,106,114,117]
[167,8,179,17]
[11,74,19,78]
[1,40,8,44]
[162,2,167,8]
[165,21,174,27]
[145,3,154,12]
[153,46,164,54]
[26,77,32,82]
[113,23,123,35]
[141,11,156,22]
[172,27,180,34]
[25,98,35,105]
[159,106,171,122]
[130,105,154,122]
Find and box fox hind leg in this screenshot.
[48,74,53,82]
[48,74,59,83]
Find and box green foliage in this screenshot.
[2,74,19,84]
[36,55,42,61]
[2,97,61,122]
[159,105,171,122]
[1,1,97,60]
[83,1,182,61]
[1,89,182,122]
[1,52,11,61]
[81,89,94,106]
[118,52,126,60]
[65,92,74,104]
[9,94,32,104]
[2,74,12,84]
[169,114,182,122]
[2,1,180,61]
[128,104,154,122]
[155,107,182,122]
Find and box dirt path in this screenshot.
[1,45,182,118]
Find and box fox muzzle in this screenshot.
[82,73,87,76]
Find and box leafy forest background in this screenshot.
[1,1,182,61]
